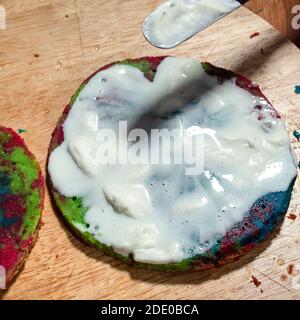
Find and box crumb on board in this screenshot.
[260,48,264,55]
[280,274,288,281]
[273,229,281,238]
[251,275,262,287]
[260,288,264,293]
[65,14,69,18]
[293,130,300,141]
[250,32,260,39]
[277,259,285,266]
[56,61,63,70]
[295,86,300,94]
[288,213,297,221]
[34,54,39,58]
[18,128,27,134]
[287,264,294,275]
[56,254,59,259]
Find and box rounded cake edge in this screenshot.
[47,56,297,272]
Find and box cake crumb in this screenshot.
[56,61,63,70]
[287,264,294,275]
[280,274,288,281]
[251,275,262,287]
[293,130,300,141]
[288,213,297,221]
[34,54,39,58]
[277,259,285,266]
[250,32,260,39]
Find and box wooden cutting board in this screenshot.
[1,0,300,300]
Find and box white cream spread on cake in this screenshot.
[143,0,241,48]
[48,57,297,264]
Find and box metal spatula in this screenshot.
[142,0,249,49]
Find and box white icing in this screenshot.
[143,0,241,48]
[103,183,152,219]
[48,57,297,264]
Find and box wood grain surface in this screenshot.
[0,0,300,300]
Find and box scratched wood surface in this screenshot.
[0,0,300,300]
